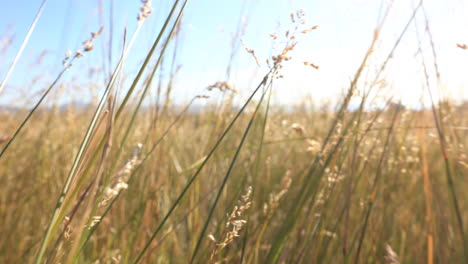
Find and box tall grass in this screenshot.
[1,1,467,263]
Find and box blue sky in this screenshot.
[1,0,468,108]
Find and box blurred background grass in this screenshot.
[1,0,468,263]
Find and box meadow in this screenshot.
[1,1,468,263]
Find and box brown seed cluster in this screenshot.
[267,9,319,77]
[303,61,319,70]
[241,39,260,66]
[100,143,143,207]
[263,172,291,215]
[138,0,153,21]
[209,186,252,261]
[62,27,104,66]
[82,27,104,52]
[207,81,236,93]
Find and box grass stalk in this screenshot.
[0,0,48,95]
[131,72,270,264]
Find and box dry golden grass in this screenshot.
[0,103,467,263]
[1,1,468,263]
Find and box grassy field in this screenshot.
[1,1,468,263]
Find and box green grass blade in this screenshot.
[190,79,271,263]
[132,73,270,264]
[0,0,48,95]
[33,23,142,264]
